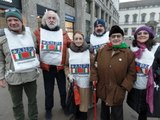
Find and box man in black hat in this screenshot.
[90,25,136,120]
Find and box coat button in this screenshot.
[106,102,109,105]
[119,58,122,61]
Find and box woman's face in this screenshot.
[73,33,84,47]
[136,30,150,43]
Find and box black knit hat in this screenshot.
[109,25,124,37]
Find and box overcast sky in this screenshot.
[119,0,141,3]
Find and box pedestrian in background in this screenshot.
[65,31,95,120]
[34,10,71,120]
[127,25,160,120]
[0,7,40,120]
[91,25,136,120]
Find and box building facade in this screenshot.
[119,0,160,40]
[0,0,119,39]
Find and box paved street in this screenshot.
[0,71,159,120]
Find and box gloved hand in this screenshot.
[68,74,74,83]
[92,81,97,90]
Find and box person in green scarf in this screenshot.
[90,25,136,120]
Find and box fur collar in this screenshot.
[70,41,89,52]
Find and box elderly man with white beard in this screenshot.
[34,10,71,120]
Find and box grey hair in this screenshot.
[41,10,60,26]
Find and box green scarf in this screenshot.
[111,42,129,49]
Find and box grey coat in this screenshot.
[0,28,40,85]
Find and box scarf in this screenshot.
[133,42,154,113]
[41,25,60,31]
[70,41,89,52]
[107,42,129,49]
[133,43,146,59]
[146,67,154,113]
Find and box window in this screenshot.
[125,14,129,23]
[106,0,109,7]
[95,5,99,18]
[0,9,7,28]
[85,0,91,13]
[131,27,136,35]
[124,28,128,35]
[132,14,137,23]
[110,3,112,10]
[65,21,74,40]
[150,12,155,21]
[86,20,90,37]
[109,16,111,24]
[105,13,108,22]
[65,0,74,7]
[101,10,104,19]
[141,13,146,22]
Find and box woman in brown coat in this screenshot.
[91,25,136,120]
[65,31,95,120]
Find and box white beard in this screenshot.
[46,22,58,29]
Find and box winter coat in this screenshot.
[34,27,71,71]
[64,41,95,112]
[90,45,136,106]
[0,27,39,85]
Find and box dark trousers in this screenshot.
[8,80,38,120]
[101,101,123,120]
[43,66,66,111]
[138,110,147,120]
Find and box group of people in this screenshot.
[0,7,160,120]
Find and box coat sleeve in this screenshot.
[153,46,160,84]
[63,32,71,47]
[0,36,6,80]
[64,49,70,76]
[121,51,136,91]
[33,28,40,54]
[90,53,98,82]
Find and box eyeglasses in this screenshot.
[110,34,122,38]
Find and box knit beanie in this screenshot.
[5,8,22,22]
[94,19,106,28]
[134,25,155,39]
[109,25,124,37]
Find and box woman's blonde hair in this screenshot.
[73,31,84,39]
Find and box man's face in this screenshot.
[109,33,124,45]
[7,17,22,33]
[94,24,105,35]
[46,12,58,29]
